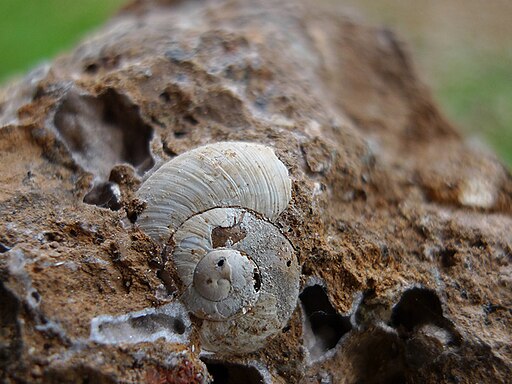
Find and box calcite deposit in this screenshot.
[0,0,510,383]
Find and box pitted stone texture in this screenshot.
[0,0,510,382]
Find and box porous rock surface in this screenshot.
[0,0,511,382]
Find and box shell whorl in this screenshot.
[136,141,299,353]
[136,142,292,243]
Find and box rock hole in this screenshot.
[471,238,486,248]
[286,260,291,267]
[438,248,458,268]
[126,198,147,224]
[31,291,41,303]
[101,89,154,170]
[53,89,154,179]
[83,63,99,74]
[82,55,120,74]
[299,285,352,359]
[217,259,225,267]
[90,303,190,345]
[253,270,261,292]
[156,269,176,296]
[173,318,186,335]
[83,182,122,210]
[42,231,63,242]
[342,328,406,384]
[201,359,264,384]
[390,287,443,331]
[174,129,189,138]
[127,210,138,223]
[159,91,171,103]
[0,243,11,253]
[483,302,505,316]
[183,114,199,126]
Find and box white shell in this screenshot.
[137,142,292,244]
[190,208,299,353]
[175,208,262,321]
[136,142,299,354]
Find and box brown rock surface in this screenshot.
[0,0,511,383]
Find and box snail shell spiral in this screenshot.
[136,142,300,353]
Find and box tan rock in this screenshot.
[0,0,510,383]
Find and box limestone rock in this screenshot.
[0,0,510,383]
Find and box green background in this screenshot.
[0,0,124,82]
[1,0,510,167]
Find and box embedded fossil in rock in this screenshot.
[3,0,510,381]
[136,142,301,353]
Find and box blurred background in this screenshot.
[0,0,510,166]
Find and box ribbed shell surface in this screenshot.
[136,142,292,243]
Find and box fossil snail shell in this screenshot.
[136,142,300,353]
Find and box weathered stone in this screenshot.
[0,0,510,383]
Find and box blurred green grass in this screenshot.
[0,0,124,83]
[436,57,512,166]
[0,0,510,167]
